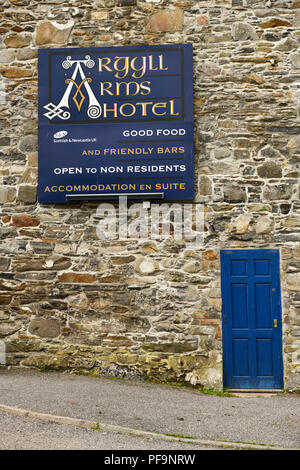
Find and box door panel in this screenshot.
[232,284,248,328]
[221,249,283,389]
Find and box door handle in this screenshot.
[273,319,278,328]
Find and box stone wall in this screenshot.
[0,0,299,391]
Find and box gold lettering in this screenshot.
[116,81,139,96]
[159,54,168,71]
[98,57,112,72]
[103,103,118,118]
[100,82,114,96]
[140,81,151,95]
[131,56,147,79]
[114,56,130,79]
[152,102,167,116]
[135,102,153,116]
[148,55,158,71]
[170,99,179,116]
[120,103,136,117]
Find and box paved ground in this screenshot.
[0,411,220,450]
[0,369,299,450]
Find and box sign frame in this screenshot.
[38,44,194,203]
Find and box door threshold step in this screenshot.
[227,389,283,397]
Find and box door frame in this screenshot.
[220,248,284,390]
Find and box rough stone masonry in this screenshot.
[0,0,299,391]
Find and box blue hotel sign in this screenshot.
[38,44,194,202]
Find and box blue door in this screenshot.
[221,249,283,390]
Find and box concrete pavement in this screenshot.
[0,410,223,450]
[0,369,299,450]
